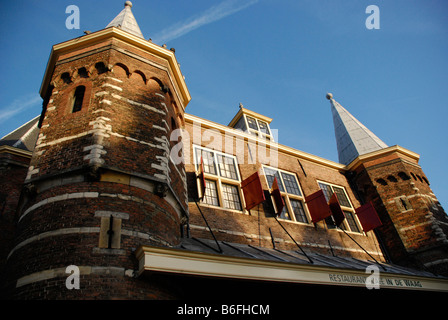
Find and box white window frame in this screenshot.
[316,180,362,233]
[244,115,272,139]
[194,145,245,213]
[263,165,310,224]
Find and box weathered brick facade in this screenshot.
[349,148,448,274]
[2,24,190,299]
[1,3,447,300]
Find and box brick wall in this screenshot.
[0,151,31,296]
[351,152,448,273]
[183,118,385,261]
[4,34,188,299]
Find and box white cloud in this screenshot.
[152,0,259,44]
[0,94,41,123]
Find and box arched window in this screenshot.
[387,175,398,183]
[398,172,411,181]
[72,85,86,113]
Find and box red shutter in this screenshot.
[355,202,382,232]
[197,157,206,199]
[305,190,332,223]
[271,177,284,215]
[241,172,266,210]
[329,193,345,226]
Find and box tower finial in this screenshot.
[106,1,144,38]
[326,92,333,100]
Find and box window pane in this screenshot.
[258,121,270,135]
[246,116,258,130]
[221,183,242,211]
[263,167,284,192]
[290,199,308,223]
[203,180,219,206]
[344,211,360,233]
[196,148,216,175]
[218,155,238,180]
[333,186,351,207]
[318,182,333,202]
[278,197,291,220]
[281,172,301,196]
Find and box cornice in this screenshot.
[40,27,191,108]
[185,113,346,171]
[346,145,420,171]
[0,145,33,158]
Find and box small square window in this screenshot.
[279,196,291,220]
[333,186,350,207]
[281,172,302,196]
[246,116,259,130]
[221,183,242,211]
[258,120,270,135]
[196,148,217,175]
[290,199,308,223]
[204,180,219,206]
[218,155,238,180]
[344,211,361,233]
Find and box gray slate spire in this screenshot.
[106,1,144,39]
[327,93,388,165]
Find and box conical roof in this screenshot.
[327,93,388,165]
[106,1,144,39]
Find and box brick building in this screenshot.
[1,2,448,300]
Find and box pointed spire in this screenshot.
[327,93,388,165]
[106,1,144,39]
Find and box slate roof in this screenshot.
[0,115,40,152]
[105,1,144,39]
[328,94,388,165]
[179,237,442,279]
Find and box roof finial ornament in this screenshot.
[106,1,144,38]
[326,93,333,100]
[239,102,244,109]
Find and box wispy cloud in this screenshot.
[152,0,259,44]
[0,94,41,123]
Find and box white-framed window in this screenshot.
[245,115,271,138]
[263,165,309,224]
[194,145,244,211]
[317,181,361,233]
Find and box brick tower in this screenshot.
[4,2,191,299]
[328,94,448,275]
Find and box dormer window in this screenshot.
[257,119,270,135]
[228,105,273,140]
[246,116,258,130]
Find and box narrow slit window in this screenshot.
[72,85,86,113]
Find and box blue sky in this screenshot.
[0,0,447,209]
